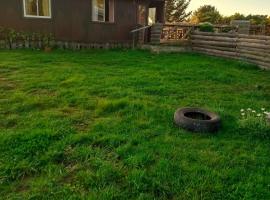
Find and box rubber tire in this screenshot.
[174,108,221,133]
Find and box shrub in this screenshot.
[0,27,54,49]
[0,26,4,39]
[199,22,214,32]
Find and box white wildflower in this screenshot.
[264,112,269,115]
[241,113,245,116]
[252,110,256,113]
[261,108,265,111]
[257,114,262,117]
[241,109,245,112]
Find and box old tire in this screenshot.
[174,108,221,133]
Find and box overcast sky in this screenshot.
[188,0,270,16]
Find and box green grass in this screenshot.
[0,49,269,199]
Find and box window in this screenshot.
[138,5,146,25]
[148,8,156,25]
[92,0,114,22]
[23,0,51,18]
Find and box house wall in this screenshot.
[0,0,163,43]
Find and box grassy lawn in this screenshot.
[0,49,269,199]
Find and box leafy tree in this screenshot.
[165,0,192,22]
[221,13,269,25]
[230,13,246,21]
[220,13,246,24]
[246,15,268,25]
[191,5,222,24]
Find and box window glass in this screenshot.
[25,0,38,16]
[148,8,156,25]
[38,0,50,16]
[92,0,114,22]
[138,5,146,25]
[92,0,105,22]
[24,0,51,18]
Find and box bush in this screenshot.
[0,27,55,49]
[199,22,214,32]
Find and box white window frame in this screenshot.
[23,0,52,19]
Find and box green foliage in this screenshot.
[191,7,270,26]
[0,49,270,199]
[246,15,269,25]
[0,27,54,49]
[199,22,214,32]
[0,26,4,38]
[191,5,222,24]
[220,13,270,25]
[165,0,192,22]
[42,33,54,47]
[230,13,246,21]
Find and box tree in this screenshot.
[191,5,222,24]
[246,15,268,25]
[165,0,192,23]
[221,13,269,25]
[230,13,246,21]
[220,13,246,24]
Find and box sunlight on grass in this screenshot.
[0,49,269,199]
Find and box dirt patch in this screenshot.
[60,164,79,184]
[59,107,92,132]
[0,76,17,90]
[15,176,32,193]
[28,88,57,97]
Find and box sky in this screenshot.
[188,0,270,16]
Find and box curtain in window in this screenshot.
[92,0,105,21]
[39,0,50,16]
[25,0,50,16]
[138,5,146,25]
[25,0,38,15]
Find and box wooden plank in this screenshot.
[191,35,237,42]
[237,45,269,54]
[192,39,236,47]
[238,38,269,45]
[194,49,270,69]
[237,42,270,50]
[239,52,270,63]
[191,32,270,70]
[238,34,270,40]
[237,48,270,58]
[193,44,236,52]
[193,31,237,38]
[160,39,190,46]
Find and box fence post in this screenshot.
[236,34,239,59]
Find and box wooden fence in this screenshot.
[191,31,270,70]
[250,25,270,36]
[160,24,237,43]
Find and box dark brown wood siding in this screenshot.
[0,0,164,43]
